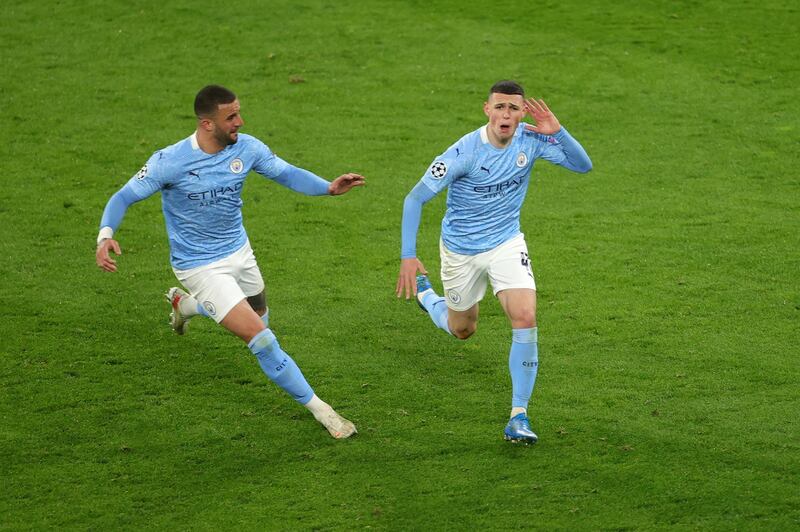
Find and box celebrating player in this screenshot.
[96,85,364,439]
[396,80,592,443]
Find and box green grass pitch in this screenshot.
[1,0,798,528]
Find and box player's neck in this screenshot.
[195,129,226,154]
[486,127,513,149]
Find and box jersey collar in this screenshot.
[479,124,520,147]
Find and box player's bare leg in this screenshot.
[222,300,356,439]
[498,288,539,443]
[415,274,478,338]
[446,306,479,340]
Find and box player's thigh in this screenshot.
[175,262,247,324]
[487,233,536,295]
[439,240,489,312]
[497,288,537,328]
[234,240,266,298]
[220,298,266,343]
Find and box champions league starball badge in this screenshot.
[430,161,448,179]
[133,164,149,180]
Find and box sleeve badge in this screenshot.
[133,164,149,180]
[430,161,448,179]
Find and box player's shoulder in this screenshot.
[150,134,195,162]
[446,126,483,155]
[520,123,556,144]
[236,132,260,145]
[235,133,273,156]
[145,134,195,173]
[237,132,268,148]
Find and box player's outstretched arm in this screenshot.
[96,239,122,272]
[328,173,365,195]
[524,98,561,135]
[94,181,151,273]
[396,257,427,300]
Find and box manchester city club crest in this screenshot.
[516,152,528,168]
[446,289,462,305]
[230,158,244,174]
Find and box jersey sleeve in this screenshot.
[98,151,167,232]
[531,127,592,173]
[250,137,289,178]
[419,137,473,194]
[124,150,171,198]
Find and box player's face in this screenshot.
[209,99,244,146]
[483,93,525,147]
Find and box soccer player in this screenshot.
[396,80,592,443]
[96,85,364,439]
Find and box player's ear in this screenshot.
[483,102,490,118]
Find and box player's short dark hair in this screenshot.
[489,80,525,98]
[194,85,237,118]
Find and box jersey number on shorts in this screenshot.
[520,252,533,279]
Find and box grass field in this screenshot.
[1,0,798,529]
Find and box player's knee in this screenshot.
[512,310,536,329]
[452,322,477,340]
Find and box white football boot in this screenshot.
[165,287,190,335]
[314,407,357,439]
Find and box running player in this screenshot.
[396,80,592,443]
[96,85,364,439]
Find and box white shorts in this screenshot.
[440,233,536,311]
[172,241,265,323]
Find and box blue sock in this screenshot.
[196,302,210,318]
[509,327,538,409]
[248,329,314,404]
[261,308,269,328]
[421,291,453,335]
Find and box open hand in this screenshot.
[396,257,427,300]
[328,173,365,195]
[524,98,561,135]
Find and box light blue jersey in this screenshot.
[126,133,286,269]
[401,124,592,257]
[101,132,331,270]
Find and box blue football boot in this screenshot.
[415,274,433,313]
[504,413,538,444]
